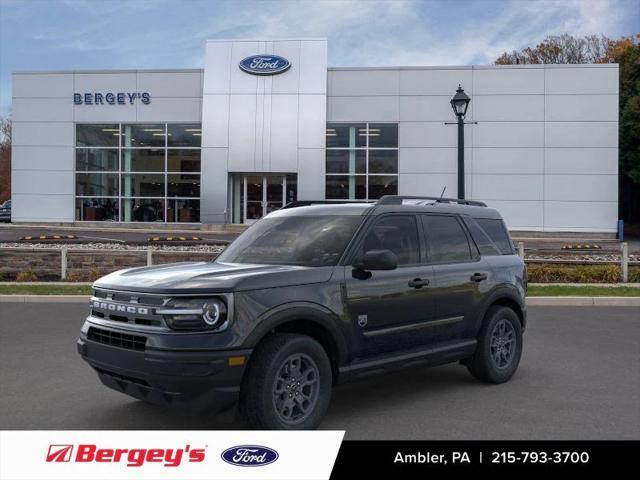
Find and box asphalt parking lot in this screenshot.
[0,303,638,439]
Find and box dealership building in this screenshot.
[10,38,619,232]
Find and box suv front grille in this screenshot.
[90,288,167,329]
[87,326,146,351]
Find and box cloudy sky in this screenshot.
[1,0,638,115]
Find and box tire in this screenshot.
[467,306,523,384]
[239,333,332,430]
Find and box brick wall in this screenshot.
[0,248,220,281]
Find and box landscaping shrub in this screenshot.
[15,270,38,282]
[526,264,621,283]
[629,266,640,283]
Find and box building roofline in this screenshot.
[13,68,204,75]
[328,63,618,71]
[206,38,327,42]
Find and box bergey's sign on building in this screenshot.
[74,92,151,105]
[239,55,291,75]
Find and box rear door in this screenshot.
[420,214,491,340]
[343,214,437,357]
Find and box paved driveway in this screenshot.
[0,303,638,439]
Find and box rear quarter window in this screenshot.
[475,218,514,255]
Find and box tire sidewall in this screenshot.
[478,307,523,383]
[257,336,332,430]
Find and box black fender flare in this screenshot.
[475,285,526,332]
[241,302,350,365]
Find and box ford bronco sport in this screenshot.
[78,195,527,430]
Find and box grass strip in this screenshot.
[527,285,640,297]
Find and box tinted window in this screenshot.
[463,217,501,256]
[359,215,420,265]
[476,218,514,254]
[218,215,362,267]
[422,215,472,263]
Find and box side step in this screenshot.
[338,339,477,382]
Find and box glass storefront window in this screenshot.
[121,149,165,172]
[75,148,118,171]
[325,123,399,200]
[76,124,120,147]
[167,199,200,222]
[167,174,200,197]
[121,174,165,197]
[121,199,165,222]
[326,150,366,174]
[76,173,118,197]
[326,175,366,200]
[368,123,398,148]
[121,124,166,147]
[168,124,202,147]
[326,123,366,148]
[368,150,398,173]
[167,149,200,172]
[75,123,201,222]
[368,175,398,199]
[75,198,119,221]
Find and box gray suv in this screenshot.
[78,195,527,429]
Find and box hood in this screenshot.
[93,261,335,294]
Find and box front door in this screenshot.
[243,175,287,224]
[343,214,438,357]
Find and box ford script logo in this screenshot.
[221,445,279,467]
[239,55,291,75]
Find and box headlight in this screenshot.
[158,297,228,331]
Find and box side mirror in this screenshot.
[354,249,398,271]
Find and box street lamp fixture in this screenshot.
[450,84,470,118]
[446,84,474,199]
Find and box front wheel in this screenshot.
[239,333,332,430]
[467,306,523,383]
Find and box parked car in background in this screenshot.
[0,200,10,222]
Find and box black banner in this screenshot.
[330,441,639,477]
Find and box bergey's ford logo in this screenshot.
[239,55,291,75]
[221,445,279,467]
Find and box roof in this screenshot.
[271,197,503,220]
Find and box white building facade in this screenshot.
[11,38,619,232]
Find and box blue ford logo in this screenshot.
[221,445,279,467]
[239,55,291,75]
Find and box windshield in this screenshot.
[217,215,363,267]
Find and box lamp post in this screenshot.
[447,85,472,199]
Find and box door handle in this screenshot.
[408,278,430,289]
[470,272,487,282]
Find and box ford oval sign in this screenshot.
[221,445,279,467]
[239,55,291,75]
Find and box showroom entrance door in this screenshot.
[243,175,287,224]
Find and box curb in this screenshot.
[1,295,639,306]
[0,295,89,303]
[526,296,640,306]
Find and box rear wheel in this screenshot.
[467,306,522,383]
[239,333,332,430]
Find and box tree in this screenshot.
[495,34,610,65]
[0,116,10,203]
[495,34,640,226]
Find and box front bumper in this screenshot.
[77,327,251,413]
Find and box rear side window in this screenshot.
[358,215,420,265]
[476,218,514,255]
[422,215,472,263]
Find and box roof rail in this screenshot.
[281,200,375,209]
[376,195,487,207]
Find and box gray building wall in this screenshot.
[11,69,203,222]
[327,64,619,232]
[10,46,619,233]
[200,39,327,223]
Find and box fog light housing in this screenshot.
[159,298,228,331]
